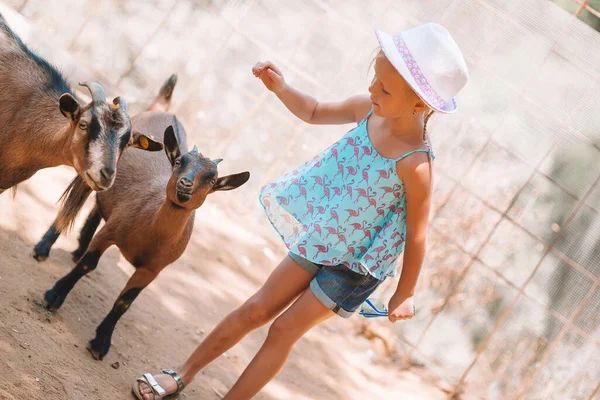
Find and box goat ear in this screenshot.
[59,94,81,121]
[212,171,250,192]
[164,125,181,166]
[130,131,163,151]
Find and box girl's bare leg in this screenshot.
[138,256,314,399]
[223,288,334,400]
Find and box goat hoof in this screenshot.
[87,337,110,360]
[33,252,48,262]
[33,243,50,262]
[43,289,65,311]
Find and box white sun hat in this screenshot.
[375,23,469,114]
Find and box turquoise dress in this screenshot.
[259,111,434,280]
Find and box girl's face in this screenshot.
[369,51,424,118]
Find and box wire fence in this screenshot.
[6,0,600,398]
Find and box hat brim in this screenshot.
[375,29,457,114]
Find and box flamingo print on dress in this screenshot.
[359,145,373,162]
[345,165,360,180]
[341,136,360,152]
[290,177,308,200]
[292,224,307,237]
[390,230,402,240]
[356,243,368,256]
[320,257,341,266]
[262,196,271,210]
[347,241,358,257]
[332,186,343,198]
[258,109,433,280]
[349,220,372,236]
[371,225,383,237]
[325,205,340,225]
[391,234,406,252]
[297,240,308,258]
[331,147,339,163]
[323,226,345,240]
[314,243,333,258]
[312,222,323,237]
[357,164,371,186]
[321,186,331,202]
[353,145,361,161]
[341,179,356,200]
[355,187,373,203]
[369,260,384,273]
[301,197,317,219]
[344,207,364,223]
[374,168,393,185]
[311,174,329,190]
[364,194,378,211]
[281,213,295,225]
[379,183,402,200]
[314,204,328,218]
[371,240,388,257]
[332,157,347,180]
[362,226,374,242]
[335,228,348,246]
[277,195,293,206]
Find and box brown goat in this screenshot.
[42,111,250,360]
[0,14,162,207]
[33,74,179,261]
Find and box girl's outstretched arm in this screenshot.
[388,153,433,323]
[253,61,371,125]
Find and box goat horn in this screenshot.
[78,81,106,103]
[112,96,126,110]
[191,145,198,154]
[212,158,223,165]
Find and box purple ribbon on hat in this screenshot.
[393,34,447,110]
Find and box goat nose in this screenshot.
[100,167,115,182]
[179,177,193,188]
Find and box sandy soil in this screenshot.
[0,166,448,400]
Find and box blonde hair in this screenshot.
[423,110,434,152]
[367,46,382,76]
[368,46,435,149]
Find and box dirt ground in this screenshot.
[0,166,449,400]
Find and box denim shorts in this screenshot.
[289,252,384,318]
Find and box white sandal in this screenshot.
[132,369,185,399]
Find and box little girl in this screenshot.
[134,23,468,400]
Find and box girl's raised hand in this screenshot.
[252,61,285,93]
[387,294,416,323]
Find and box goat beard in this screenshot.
[55,176,93,233]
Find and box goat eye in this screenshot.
[210,179,216,186]
[79,122,88,130]
[174,159,181,166]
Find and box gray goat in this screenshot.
[0,14,162,223]
[42,111,250,360]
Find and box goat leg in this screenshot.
[33,222,61,261]
[71,205,102,262]
[43,229,111,311]
[88,267,160,360]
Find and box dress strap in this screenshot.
[395,148,436,162]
